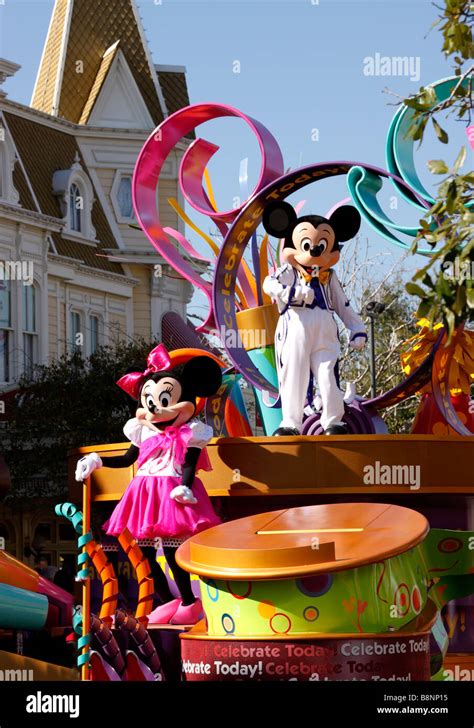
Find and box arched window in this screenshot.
[89,314,100,354]
[53,159,96,239]
[117,176,133,218]
[70,310,82,354]
[69,182,83,232]
[22,284,38,378]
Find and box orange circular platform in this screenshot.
[176,502,429,580]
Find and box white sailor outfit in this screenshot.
[263,264,367,432]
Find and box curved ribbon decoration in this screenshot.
[347,167,432,253]
[73,606,91,669]
[431,324,472,436]
[132,103,284,331]
[386,76,473,210]
[205,369,252,437]
[56,502,92,669]
[55,502,92,581]
[399,322,474,435]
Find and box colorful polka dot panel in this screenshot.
[200,547,428,637]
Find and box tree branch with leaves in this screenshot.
[402,0,473,338]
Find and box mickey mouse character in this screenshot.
[75,345,222,625]
[262,201,367,435]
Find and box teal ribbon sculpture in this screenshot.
[55,502,92,668]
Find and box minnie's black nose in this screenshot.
[310,245,324,257]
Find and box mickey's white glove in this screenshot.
[170,485,197,505]
[75,453,102,482]
[298,284,315,305]
[280,284,314,305]
[349,334,367,351]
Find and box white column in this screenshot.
[39,232,49,365]
[12,224,23,380]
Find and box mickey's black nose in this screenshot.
[310,244,324,257]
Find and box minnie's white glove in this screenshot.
[170,485,197,505]
[349,334,367,351]
[75,452,102,482]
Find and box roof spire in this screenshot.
[31,0,166,125]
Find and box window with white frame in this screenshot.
[22,284,38,378]
[0,279,12,382]
[117,176,133,218]
[69,182,83,233]
[70,311,82,354]
[53,158,96,240]
[89,314,100,354]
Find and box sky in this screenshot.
[0,0,470,317]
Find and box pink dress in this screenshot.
[103,418,220,540]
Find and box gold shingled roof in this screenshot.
[32,0,165,125]
[31,0,68,115]
[11,159,37,212]
[157,69,194,140]
[79,42,120,124]
[4,111,124,276]
[157,71,190,116]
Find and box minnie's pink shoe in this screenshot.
[170,598,203,625]
[147,598,181,625]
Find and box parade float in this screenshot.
[0,548,77,680]
[56,75,474,681]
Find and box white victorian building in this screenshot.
[0,0,201,391]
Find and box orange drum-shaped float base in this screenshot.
[176,504,430,638]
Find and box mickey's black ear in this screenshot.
[181,357,222,398]
[262,201,297,238]
[328,205,361,242]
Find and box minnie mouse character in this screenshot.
[262,201,367,436]
[75,345,222,625]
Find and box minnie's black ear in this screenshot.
[262,201,297,238]
[328,205,361,242]
[181,357,222,399]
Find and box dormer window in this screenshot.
[53,153,96,240]
[69,182,83,232]
[111,170,135,222]
[117,176,133,218]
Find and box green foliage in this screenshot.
[410,164,474,332]
[403,0,473,338]
[432,0,474,62]
[4,338,158,497]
